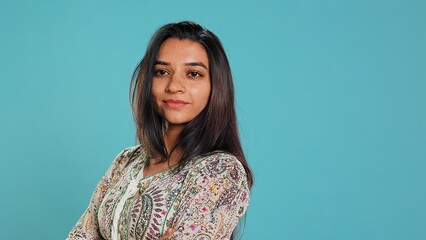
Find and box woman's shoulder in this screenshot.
[118,144,145,160]
[108,144,146,170]
[185,151,248,184]
[196,151,244,168]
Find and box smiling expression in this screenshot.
[152,38,211,126]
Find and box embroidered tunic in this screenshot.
[67,145,250,240]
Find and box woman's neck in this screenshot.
[161,123,184,165]
[164,124,182,152]
[144,123,185,176]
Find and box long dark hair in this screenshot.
[129,21,253,190]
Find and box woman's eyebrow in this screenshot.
[155,60,208,70]
[154,60,170,66]
[185,62,208,69]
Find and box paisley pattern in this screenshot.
[67,145,250,240]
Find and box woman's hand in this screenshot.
[159,228,175,240]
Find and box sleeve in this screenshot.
[170,156,251,240]
[67,147,134,240]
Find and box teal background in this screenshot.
[1,0,425,239]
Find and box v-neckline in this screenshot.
[134,154,178,182]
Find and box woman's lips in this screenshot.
[163,99,189,108]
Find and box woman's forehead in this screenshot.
[156,38,209,68]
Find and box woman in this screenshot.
[67,21,253,240]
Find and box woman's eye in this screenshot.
[188,71,201,78]
[154,69,168,76]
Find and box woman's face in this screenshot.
[152,38,211,126]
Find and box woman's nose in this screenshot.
[165,73,185,93]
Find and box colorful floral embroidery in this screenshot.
[67,145,250,240]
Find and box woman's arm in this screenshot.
[67,147,134,240]
[170,156,251,239]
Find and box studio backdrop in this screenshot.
[0,0,425,239]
